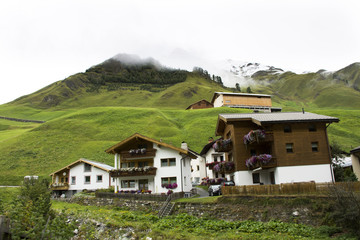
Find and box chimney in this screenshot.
[181,141,188,150]
[302,108,305,114]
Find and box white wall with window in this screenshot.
[69,162,113,191]
[190,156,206,184]
[153,143,192,193]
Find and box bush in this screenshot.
[8,179,76,239]
[327,183,360,237]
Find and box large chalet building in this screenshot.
[212,111,339,185]
[211,92,281,112]
[105,133,196,194]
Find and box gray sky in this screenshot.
[0,0,359,104]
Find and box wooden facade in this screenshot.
[211,92,273,111]
[215,112,339,177]
[186,99,213,110]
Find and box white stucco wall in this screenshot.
[213,95,223,108]
[233,164,333,186]
[351,154,360,180]
[191,156,206,184]
[69,163,113,191]
[153,143,192,193]
[275,164,333,183]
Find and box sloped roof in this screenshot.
[216,112,339,135]
[350,146,360,154]
[185,99,213,110]
[211,92,271,104]
[105,133,197,159]
[50,158,114,176]
[199,138,222,156]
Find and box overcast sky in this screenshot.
[0,0,359,104]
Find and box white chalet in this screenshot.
[105,133,196,194]
[50,158,114,197]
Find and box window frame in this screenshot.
[252,173,260,184]
[308,124,317,132]
[84,175,91,184]
[161,177,177,185]
[284,125,292,133]
[121,180,135,188]
[96,175,103,183]
[311,142,319,152]
[71,176,76,185]
[161,158,176,167]
[286,143,294,153]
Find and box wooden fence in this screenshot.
[222,182,360,196]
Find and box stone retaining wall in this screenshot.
[58,195,326,226]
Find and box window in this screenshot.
[84,176,90,184]
[284,125,292,133]
[97,175,103,182]
[309,124,317,132]
[286,143,294,153]
[84,163,91,172]
[121,162,135,168]
[184,176,187,186]
[138,161,149,167]
[311,142,318,152]
[252,173,260,184]
[220,156,224,162]
[161,158,176,167]
[71,176,76,185]
[197,165,200,171]
[225,100,231,103]
[121,180,135,188]
[161,177,176,185]
[213,156,218,162]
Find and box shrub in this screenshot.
[327,183,360,237]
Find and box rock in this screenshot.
[292,210,299,216]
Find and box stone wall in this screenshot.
[58,195,328,226]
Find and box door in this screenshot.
[270,171,275,184]
[139,179,148,191]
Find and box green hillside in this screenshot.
[0,59,360,185]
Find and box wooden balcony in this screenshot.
[248,158,277,170]
[50,182,69,190]
[110,167,157,177]
[121,148,157,160]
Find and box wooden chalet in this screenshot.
[213,111,339,185]
[186,99,213,110]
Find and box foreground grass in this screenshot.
[51,200,349,239]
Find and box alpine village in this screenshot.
[1,55,360,239]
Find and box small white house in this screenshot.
[199,138,234,182]
[50,158,114,197]
[105,133,196,194]
[189,150,206,185]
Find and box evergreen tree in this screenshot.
[235,83,241,92]
[246,87,252,93]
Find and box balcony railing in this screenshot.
[213,139,232,152]
[50,182,69,190]
[110,166,157,177]
[244,130,273,145]
[121,148,157,160]
[246,157,277,170]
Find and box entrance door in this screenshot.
[270,171,275,184]
[139,179,149,191]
